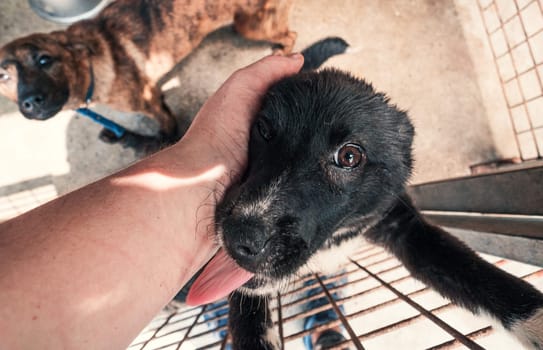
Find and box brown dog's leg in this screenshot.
[234,0,296,54]
[144,86,179,143]
[155,103,179,144]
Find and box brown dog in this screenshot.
[0,0,295,144]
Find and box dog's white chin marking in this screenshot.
[511,308,543,349]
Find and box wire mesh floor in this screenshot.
[128,243,543,350]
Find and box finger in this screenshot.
[233,53,304,95]
[183,54,304,169]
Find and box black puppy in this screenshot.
[189,70,543,349]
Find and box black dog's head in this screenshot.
[216,69,414,292]
[0,32,90,120]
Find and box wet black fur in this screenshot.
[218,69,543,349]
[218,70,414,281]
[366,196,543,329]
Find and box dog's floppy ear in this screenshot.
[35,31,91,67]
[47,31,85,54]
[49,31,70,46]
[67,42,92,56]
[56,29,95,56]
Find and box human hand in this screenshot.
[178,54,304,188]
[124,53,304,296]
[131,53,304,290]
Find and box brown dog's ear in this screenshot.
[50,30,70,45]
[68,42,91,55]
[49,31,90,56]
[65,26,102,56]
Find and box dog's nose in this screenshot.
[223,216,269,267]
[20,94,45,116]
[234,240,265,258]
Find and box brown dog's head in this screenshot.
[0,32,90,120]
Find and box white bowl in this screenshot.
[28,0,111,24]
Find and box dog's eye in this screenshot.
[256,118,274,141]
[37,55,53,67]
[334,143,366,169]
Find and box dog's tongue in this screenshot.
[186,249,254,306]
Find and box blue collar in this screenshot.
[76,65,126,138]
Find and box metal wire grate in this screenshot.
[478,0,543,160]
[128,243,543,350]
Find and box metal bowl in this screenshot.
[28,0,111,24]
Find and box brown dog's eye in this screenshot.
[334,143,366,169]
[37,55,53,67]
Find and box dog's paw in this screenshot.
[262,326,281,350]
[118,132,165,156]
[98,128,122,143]
[511,308,543,349]
[271,30,297,55]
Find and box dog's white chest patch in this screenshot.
[300,236,367,276]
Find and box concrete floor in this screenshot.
[0,0,519,197]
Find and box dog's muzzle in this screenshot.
[18,93,60,120]
[220,213,309,278]
[222,216,269,271]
